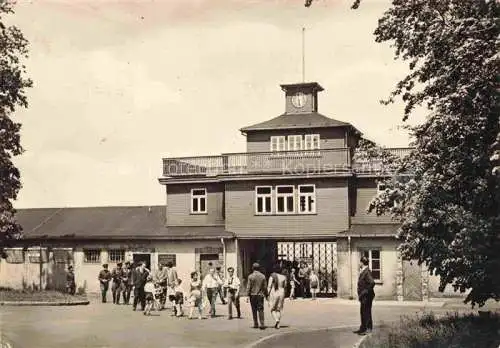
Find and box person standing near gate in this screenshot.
[354,256,375,335]
[297,262,307,298]
[224,267,241,319]
[98,264,112,303]
[111,262,124,305]
[246,262,268,330]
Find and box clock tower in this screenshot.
[281,82,324,114]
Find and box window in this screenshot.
[270,136,286,152]
[108,249,125,263]
[84,249,101,264]
[361,249,381,281]
[28,248,48,263]
[255,186,272,214]
[288,135,303,151]
[191,188,207,214]
[304,134,320,150]
[298,184,316,214]
[276,185,295,214]
[5,248,24,264]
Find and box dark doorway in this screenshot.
[199,254,219,278]
[133,253,151,270]
[243,240,277,277]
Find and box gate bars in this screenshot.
[277,241,338,296]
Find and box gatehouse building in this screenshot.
[0,81,461,301]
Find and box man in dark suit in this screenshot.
[354,256,375,335]
[132,261,149,311]
[246,262,268,330]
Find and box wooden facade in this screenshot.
[156,81,438,299]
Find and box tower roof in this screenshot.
[280,82,324,92]
[240,112,356,133]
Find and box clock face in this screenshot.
[291,92,307,108]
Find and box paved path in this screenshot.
[0,296,477,348]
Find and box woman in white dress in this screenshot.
[267,264,287,329]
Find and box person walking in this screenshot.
[267,264,287,329]
[309,269,319,300]
[215,266,227,305]
[224,266,241,320]
[143,275,156,316]
[165,261,178,315]
[111,262,124,305]
[202,267,222,318]
[354,257,375,335]
[289,268,299,300]
[154,263,169,310]
[132,261,149,311]
[121,261,133,305]
[98,264,112,303]
[66,265,76,295]
[246,262,268,330]
[187,271,204,320]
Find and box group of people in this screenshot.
[97,260,179,311]
[93,257,375,333]
[94,260,293,329]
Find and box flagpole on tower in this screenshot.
[302,27,306,82]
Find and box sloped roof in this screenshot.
[15,206,232,240]
[240,112,352,133]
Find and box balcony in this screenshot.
[162,147,412,178]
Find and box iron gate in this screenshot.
[277,241,337,296]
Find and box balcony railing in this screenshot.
[162,147,412,177]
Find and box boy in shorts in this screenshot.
[143,275,156,316]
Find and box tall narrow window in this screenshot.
[288,135,303,151]
[361,249,381,281]
[304,134,320,150]
[298,184,316,214]
[270,136,286,152]
[255,186,272,214]
[191,188,207,214]
[276,185,295,214]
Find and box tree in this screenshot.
[307,0,500,306]
[0,0,32,251]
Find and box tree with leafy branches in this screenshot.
[0,0,32,252]
[307,0,500,306]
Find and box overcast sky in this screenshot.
[11,0,424,208]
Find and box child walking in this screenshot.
[143,275,156,316]
[309,269,319,300]
[289,268,300,300]
[188,271,204,319]
[173,278,185,317]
